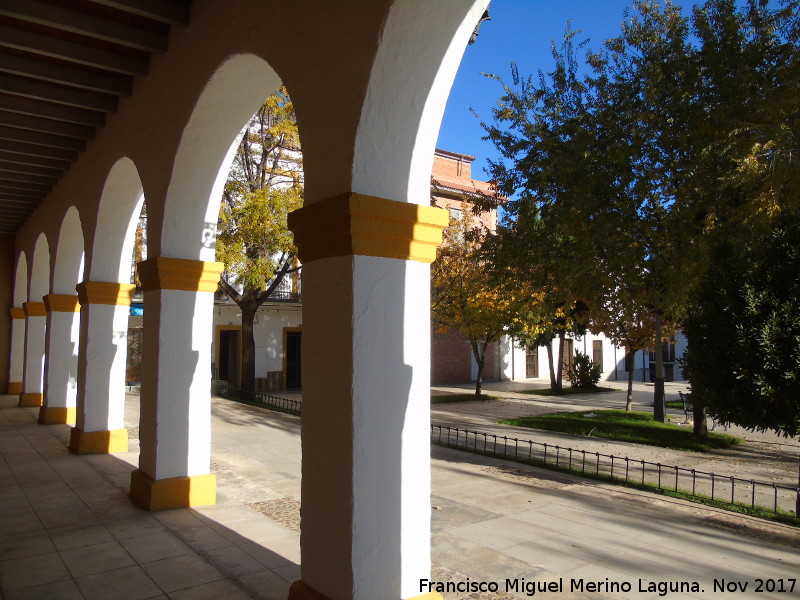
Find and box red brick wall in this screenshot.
[432,326,471,384]
[432,152,472,179]
[431,325,500,385]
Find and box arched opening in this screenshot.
[290,2,491,598]
[7,252,28,394]
[91,158,145,283]
[133,53,284,508]
[13,252,27,308]
[40,208,86,424]
[20,235,50,406]
[160,54,283,261]
[70,158,145,454]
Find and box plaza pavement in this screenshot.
[1,386,798,600]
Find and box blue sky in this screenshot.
[437,0,697,179]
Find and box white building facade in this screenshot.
[500,331,688,384]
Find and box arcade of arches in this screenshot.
[0,1,492,598]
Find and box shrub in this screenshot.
[567,351,602,388]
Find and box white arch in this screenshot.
[91,158,145,283]
[353,0,490,205]
[29,234,50,301]
[13,252,28,307]
[161,53,282,261]
[53,207,85,293]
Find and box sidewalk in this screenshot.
[2,392,799,600]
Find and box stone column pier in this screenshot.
[70,281,135,454]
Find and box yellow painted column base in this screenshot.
[287,580,443,600]
[18,392,43,407]
[69,427,128,454]
[38,406,76,425]
[6,382,23,395]
[129,469,216,512]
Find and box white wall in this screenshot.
[500,331,688,383]
[212,302,302,378]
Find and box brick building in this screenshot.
[430,149,501,385]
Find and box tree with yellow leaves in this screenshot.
[216,87,302,393]
[431,209,518,397]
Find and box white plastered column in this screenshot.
[19,302,47,407]
[7,308,26,395]
[288,194,448,600]
[129,257,223,511]
[39,295,81,424]
[69,282,134,454]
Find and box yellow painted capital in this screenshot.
[137,257,223,293]
[43,294,80,313]
[76,281,136,306]
[9,307,25,319]
[287,192,449,264]
[22,302,46,317]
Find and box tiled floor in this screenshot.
[0,396,298,600]
[2,392,800,600]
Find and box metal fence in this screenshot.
[217,383,301,416]
[431,424,800,518]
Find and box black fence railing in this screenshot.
[217,383,301,416]
[431,424,800,518]
[266,290,301,302]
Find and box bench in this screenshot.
[679,390,727,431]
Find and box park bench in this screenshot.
[679,390,727,431]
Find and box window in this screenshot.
[649,340,676,363]
[592,340,603,369]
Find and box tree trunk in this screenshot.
[693,403,708,439]
[554,331,565,392]
[471,341,484,397]
[546,342,556,390]
[240,303,257,394]
[653,313,666,423]
[626,350,634,412]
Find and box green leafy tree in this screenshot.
[683,213,800,437]
[586,0,701,422]
[680,0,800,436]
[479,27,596,392]
[216,87,302,393]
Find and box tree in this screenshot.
[672,0,800,436]
[587,0,701,422]
[683,213,800,437]
[507,288,589,393]
[431,210,518,397]
[590,285,655,411]
[479,26,597,392]
[481,0,800,428]
[216,87,302,393]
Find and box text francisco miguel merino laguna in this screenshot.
[420,577,768,597]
